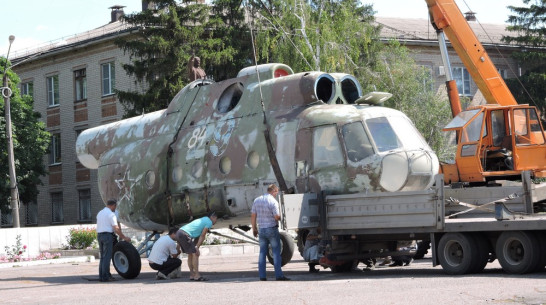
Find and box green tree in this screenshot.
[362,40,453,160]
[251,0,381,74]
[0,58,49,214]
[116,0,247,117]
[503,0,546,118]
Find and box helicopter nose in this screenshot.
[379,150,437,192]
[380,152,409,192]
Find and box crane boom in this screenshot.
[425,0,517,106]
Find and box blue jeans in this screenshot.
[258,227,284,279]
[98,233,113,281]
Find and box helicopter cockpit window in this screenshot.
[313,125,343,168]
[366,117,402,152]
[217,82,243,113]
[342,122,374,162]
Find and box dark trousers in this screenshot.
[149,257,182,276]
[98,233,114,281]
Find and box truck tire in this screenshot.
[534,231,546,272]
[437,233,476,275]
[112,241,141,279]
[267,231,295,266]
[496,231,540,274]
[470,233,490,273]
[413,240,430,260]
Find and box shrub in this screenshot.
[66,227,97,249]
[3,234,27,262]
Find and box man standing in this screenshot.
[96,199,130,282]
[175,211,218,281]
[148,228,182,280]
[251,184,290,281]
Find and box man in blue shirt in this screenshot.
[251,184,290,281]
[176,211,218,281]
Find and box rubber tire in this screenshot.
[112,241,141,279]
[437,233,477,275]
[296,230,309,257]
[413,240,430,260]
[496,231,540,274]
[470,233,490,273]
[534,231,546,272]
[267,231,295,266]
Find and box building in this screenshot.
[374,14,523,104]
[2,9,528,227]
[3,6,143,227]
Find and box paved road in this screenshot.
[1,252,545,305]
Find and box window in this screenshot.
[51,192,64,223]
[78,189,91,221]
[47,75,59,106]
[25,201,38,225]
[49,133,62,164]
[497,68,507,79]
[74,68,87,101]
[366,117,402,152]
[101,62,115,96]
[452,67,471,96]
[313,125,343,168]
[420,65,434,92]
[21,82,33,97]
[342,122,374,162]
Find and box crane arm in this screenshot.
[425,0,517,106]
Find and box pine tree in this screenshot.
[503,0,546,118]
[116,0,243,117]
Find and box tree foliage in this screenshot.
[115,0,251,118]
[503,0,546,118]
[251,0,381,73]
[0,58,49,213]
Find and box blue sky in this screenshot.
[1,0,525,58]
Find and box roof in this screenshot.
[375,17,515,45]
[10,20,135,61]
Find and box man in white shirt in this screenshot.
[148,228,182,280]
[96,199,130,282]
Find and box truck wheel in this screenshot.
[296,230,309,257]
[437,233,476,275]
[470,234,490,273]
[496,231,540,274]
[534,231,546,272]
[112,241,141,279]
[267,231,295,266]
[413,240,430,259]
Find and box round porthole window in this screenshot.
[217,82,243,113]
[247,151,259,169]
[220,157,232,174]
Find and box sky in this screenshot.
[1,0,526,59]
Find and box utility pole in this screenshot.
[2,35,20,228]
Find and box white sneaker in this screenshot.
[156,272,168,280]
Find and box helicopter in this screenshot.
[76,63,439,278]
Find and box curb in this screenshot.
[0,256,95,269]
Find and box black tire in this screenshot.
[534,231,546,272]
[496,231,540,274]
[267,231,295,266]
[413,240,430,260]
[470,233,490,273]
[296,230,309,257]
[112,241,141,279]
[437,233,477,275]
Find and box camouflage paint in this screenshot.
[76,64,439,232]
